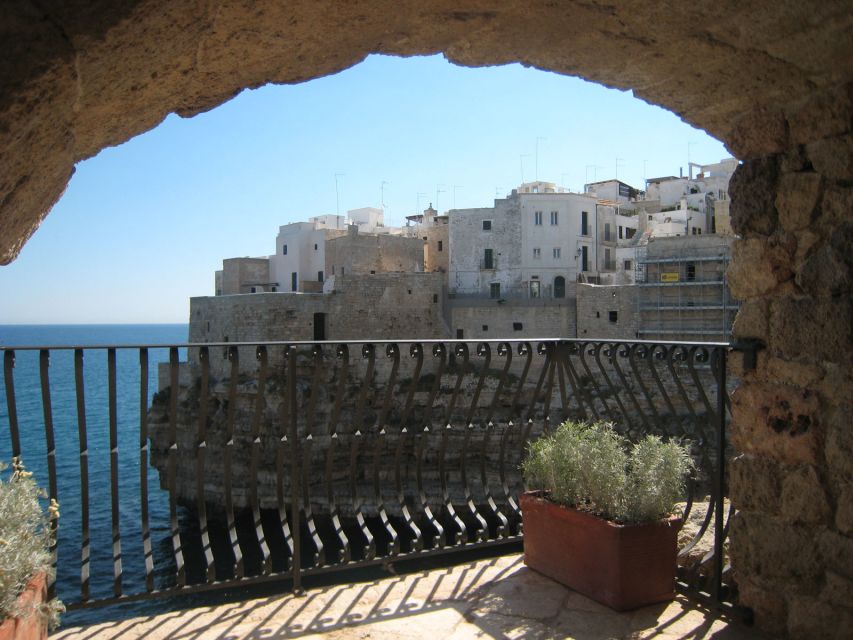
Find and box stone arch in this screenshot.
[2,3,852,637]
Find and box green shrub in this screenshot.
[522,421,692,524]
[0,459,63,629]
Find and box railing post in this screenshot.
[713,346,726,602]
[288,345,302,594]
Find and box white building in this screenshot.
[448,183,640,298]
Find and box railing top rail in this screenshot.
[0,337,732,351]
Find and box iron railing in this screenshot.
[1,338,736,615]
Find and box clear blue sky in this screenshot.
[0,54,729,324]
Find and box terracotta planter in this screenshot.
[520,492,681,611]
[0,573,48,640]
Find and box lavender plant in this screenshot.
[0,459,63,629]
[522,421,692,524]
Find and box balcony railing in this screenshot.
[1,338,735,616]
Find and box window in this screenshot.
[271,286,277,292]
[624,260,632,271]
[648,214,653,221]
[250,286,256,293]
[483,220,492,231]
[513,322,523,331]
[283,244,288,255]
[609,311,618,323]
[438,240,443,251]
[370,270,375,274]
[533,247,541,259]
[433,294,438,303]
[291,272,297,292]
[482,325,489,332]
[318,271,324,283]
[332,265,335,275]
[483,248,494,269]
[626,228,636,239]
[581,246,589,272]
[550,211,558,225]
[530,280,541,298]
[553,247,561,259]
[314,243,318,250]
[581,211,589,235]
[456,329,464,339]
[490,282,501,299]
[686,262,696,281]
[534,211,543,225]
[605,248,612,269]
[618,226,623,239]
[604,223,611,241]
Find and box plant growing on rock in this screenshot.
[522,420,692,523]
[0,458,63,630]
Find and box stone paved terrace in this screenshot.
[55,554,765,639]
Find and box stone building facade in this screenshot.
[575,284,639,339]
[325,226,424,277]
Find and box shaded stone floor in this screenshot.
[55,554,765,639]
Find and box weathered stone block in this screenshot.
[796,243,850,298]
[729,157,780,237]
[819,529,853,580]
[730,511,822,587]
[780,465,831,525]
[788,85,853,145]
[727,107,789,159]
[776,171,822,232]
[837,485,853,536]
[731,298,768,342]
[827,405,853,486]
[788,594,853,640]
[731,381,824,466]
[730,454,781,515]
[736,578,788,637]
[820,184,853,229]
[769,296,852,363]
[807,134,853,182]
[822,571,853,610]
[726,238,790,299]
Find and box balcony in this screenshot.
[1,338,744,630]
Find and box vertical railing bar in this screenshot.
[396,344,424,550]
[3,351,21,458]
[484,343,511,425]
[223,346,243,579]
[349,345,374,560]
[250,346,272,574]
[74,349,90,602]
[38,350,58,600]
[275,358,295,570]
[167,347,186,587]
[195,347,215,582]
[287,346,303,593]
[301,346,325,567]
[138,348,154,592]
[107,349,123,597]
[325,432,350,564]
[713,347,727,602]
[540,344,557,434]
[509,342,533,420]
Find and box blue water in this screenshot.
[0,325,190,625]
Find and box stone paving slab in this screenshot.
[54,554,765,639]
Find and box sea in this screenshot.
[0,324,203,626]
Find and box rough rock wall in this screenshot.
[727,87,853,638]
[3,1,851,263]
